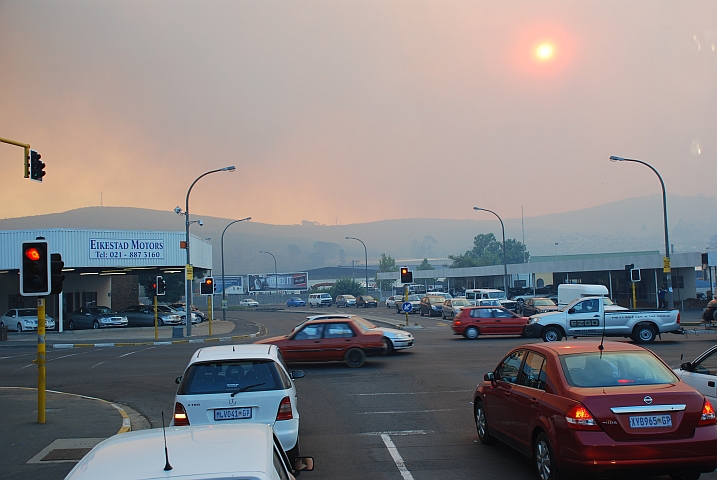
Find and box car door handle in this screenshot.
[593,315,599,318]
[530,397,539,405]
[709,381,715,387]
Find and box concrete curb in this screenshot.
[50,328,265,349]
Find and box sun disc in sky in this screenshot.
[536,44,554,59]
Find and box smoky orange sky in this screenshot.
[1,1,715,225]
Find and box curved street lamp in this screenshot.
[221,216,251,321]
[182,166,235,335]
[610,155,673,309]
[346,236,368,295]
[259,250,278,299]
[474,207,509,296]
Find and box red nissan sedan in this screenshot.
[474,341,717,480]
[255,316,385,368]
[452,306,529,339]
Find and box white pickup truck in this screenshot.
[523,296,681,343]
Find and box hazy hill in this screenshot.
[1,194,715,274]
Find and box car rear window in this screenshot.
[559,352,678,388]
[178,360,289,395]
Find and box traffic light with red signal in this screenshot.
[200,277,214,295]
[400,267,412,284]
[21,240,51,295]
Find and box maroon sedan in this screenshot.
[474,341,717,479]
[452,306,529,339]
[255,317,385,368]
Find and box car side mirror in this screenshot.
[568,308,575,314]
[484,372,495,382]
[290,370,305,379]
[680,362,694,372]
[175,376,182,385]
[294,456,314,472]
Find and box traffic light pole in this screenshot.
[154,295,158,341]
[0,137,31,178]
[37,297,46,424]
[208,295,213,336]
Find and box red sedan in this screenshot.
[452,306,529,339]
[255,317,385,368]
[474,341,717,479]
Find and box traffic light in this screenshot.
[400,267,412,284]
[20,240,51,295]
[630,268,641,283]
[29,150,45,182]
[50,253,65,295]
[200,277,214,295]
[624,263,634,282]
[156,276,166,296]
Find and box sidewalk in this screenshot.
[0,387,149,480]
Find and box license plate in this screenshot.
[629,414,672,428]
[214,407,252,421]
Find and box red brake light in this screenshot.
[677,313,680,324]
[25,248,41,261]
[566,404,601,431]
[174,402,190,426]
[698,399,716,426]
[276,396,293,421]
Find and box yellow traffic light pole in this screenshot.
[154,295,159,341]
[0,137,31,178]
[37,297,46,424]
[208,295,213,336]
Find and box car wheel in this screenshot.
[344,348,366,368]
[92,320,100,329]
[534,432,558,480]
[420,309,425,316]
[441,312,446,319]
[17,322,22,332]
[464,326,479,339]
[475,401,495,445]
[633,324,656,343]
[159,318,165,326]
[68,319,75,330]
[382,337,394,355]
[542,327,563,342]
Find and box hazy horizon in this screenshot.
[1,1,715,226]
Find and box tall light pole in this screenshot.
[346,236,368,295]
[221,216,251,321]
[180,166,235,336]
[610,155,673,309]
[260,251,278,300]
[474,207,509,296]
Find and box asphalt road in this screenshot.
[2,306,717,479]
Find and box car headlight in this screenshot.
[24,320,34,325]
[528,317,538,324]
[394,333,411,340]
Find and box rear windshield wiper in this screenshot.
[227,383,266,397]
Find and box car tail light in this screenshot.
[453,319,461,325]
[174,402,190,426]
[677,313,680,324]
[276,396,293,421]
[566,404,601,431]
[698,399,716,426]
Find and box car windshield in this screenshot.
[533,299,555,306]
[353,317,377,330]
[88,306,114,314]
[18,309,37,317]
[488,292,505,299]
[343,295,355,300]
[362,296,375,302]
[559,351,678,388]
[178,360,287,395]
[452,299,470,306]
[408,295,421,301]
[290,298,301,301]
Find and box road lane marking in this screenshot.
[381,434,415,480]
[116,346,155,358]
[362,430,429,436]
[355,390,472,396]
[358,408,456,415]
[0,353,33,360]
[91,361,105,369]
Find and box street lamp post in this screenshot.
[260,251,278,300]
[221,216,251,321]
[181,166,235,336]
[346,237,368,295]
[610,155,673,309]
[474,207,509,296]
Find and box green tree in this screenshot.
[376,253,399,291]
[450,233,529,268]
[138,273,185,304]
[329,278,365,298]
[416,258,434,271]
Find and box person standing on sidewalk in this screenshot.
[658,286,667,309]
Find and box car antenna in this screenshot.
[599,300,606,358]
[161,411,173,471]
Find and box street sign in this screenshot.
[186,264,194,280]
[663,257,671,273]
[401,302,413,313]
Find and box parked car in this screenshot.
[474,341,717,479]
[64,423,314,480]
[395,294,422,314]
[65,306,128,330]
[419,295,445,317]
[675,344,717,404]
[170,303,204,324]
[286,297,306,307]
[452,306,530,339]
[255,316,385,367]
[240,299,259,307]
[308,293,332,307]
[441,298,471,319]
[385,295,400,308]
[520,297,559,317]
[0,308,55,332]
[335,295,357,307]
[120,305,182,327]
[356,295,378,308]
[173,344,304,461]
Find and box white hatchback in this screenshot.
[172,345,304,460]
